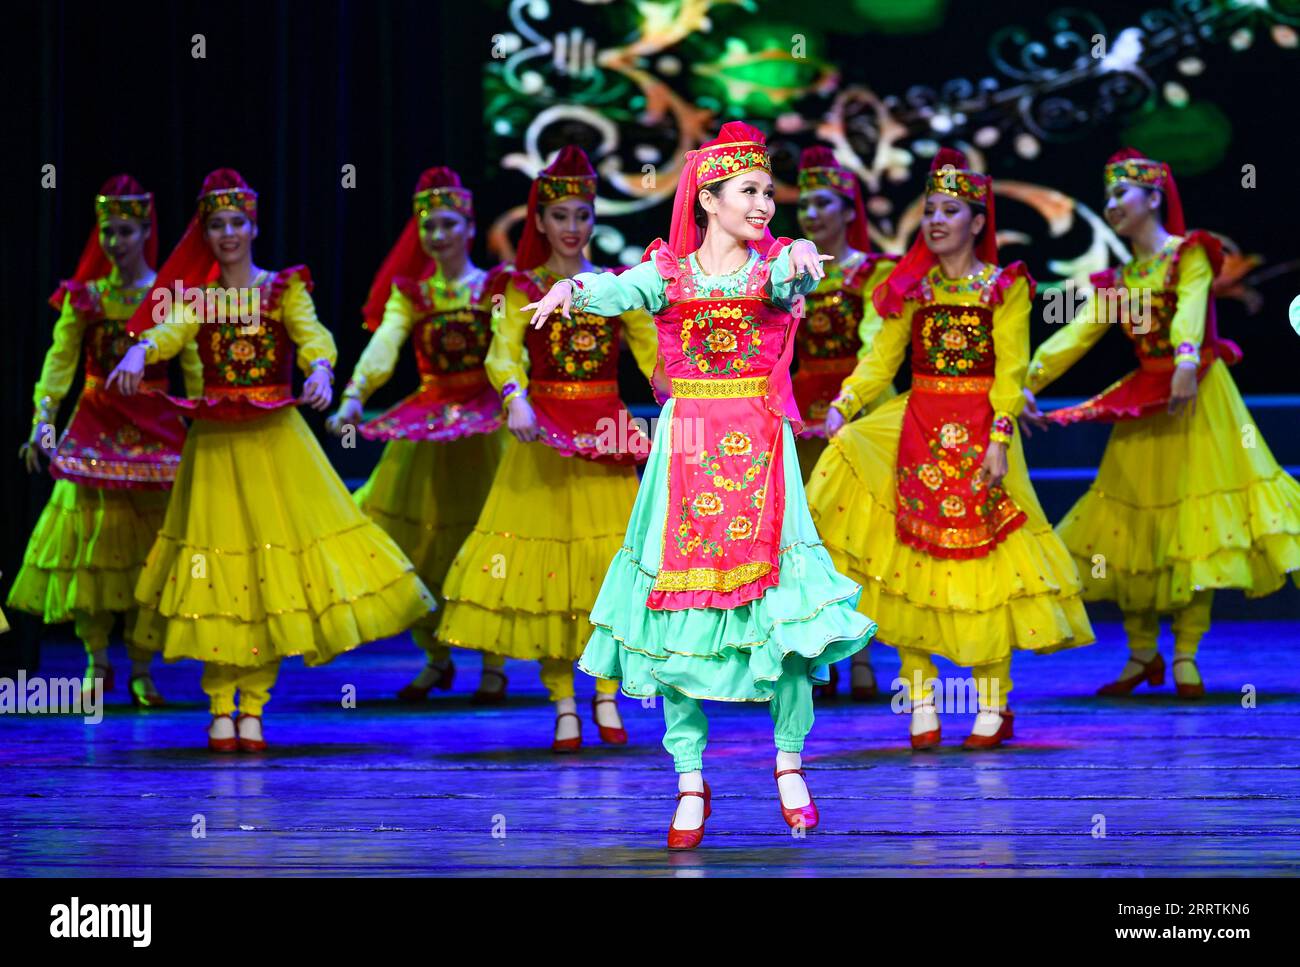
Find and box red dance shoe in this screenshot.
[774,768,819,831]
[667,781,711,851]
[552,711,582,753]
[1173,657,1206,699]
[207,714,238,753]
[812,663,839,700]
[235,713,268,753]
[591,695,628,745]
[396,660,455,703]
[910,705,941,751]
[1096,652,1164,696]
[470,668,508,706]
[963,708,1014,750]
[129,675,166,709]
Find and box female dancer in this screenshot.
[1022,148,1300,697]
[107,168,435,751]
[327,167,507,703]
[437,146,659,752]
[525,122,876,849]
[9,175,201,705]
[794,146,897,700]
[809,148,1094,750]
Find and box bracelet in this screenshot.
[500,382,527,407]
[33,395,54,427]
[830,391,859,420]
[1173,342,1200,366]
[989,414,1015,445]
[311,359,335,384]
[564,278,591,313]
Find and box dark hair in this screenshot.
[968,201,988,246]
[693,182,725,232]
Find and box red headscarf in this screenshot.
[797,146,872,253]
[652,121,777,260]
[127,169,257,336]
[514,146,598,272]
[873,148,998,317]
[360,166,473,331]
[50,174,158,310]
[1104,147,1188,236]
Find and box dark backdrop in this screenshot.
[4,0,1298,672]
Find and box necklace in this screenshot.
[694,249,749,277]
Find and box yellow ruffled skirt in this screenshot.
[353,433,505,611]
[1056,360,1300,613]
[7,479,168,623]
[807,393,1095,666]
[132,408,435,667]
[439,437,639,660]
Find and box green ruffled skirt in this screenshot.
[579,399,876,701]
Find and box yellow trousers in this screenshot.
[898,648,1012,711]
[72,609,151,663]
[201,661,282,716]
[1122,589,1214,656]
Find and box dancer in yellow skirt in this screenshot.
[10,175,202,705]
[439,146,659,752]
[1022,148,1300,698]
[793,147,897,701]
[327,167,507,704]
[107,169,434,751]
[809,149,1094,750]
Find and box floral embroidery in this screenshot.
[680,304,762,376]
[726,515,754,541]
[718,430,752,456]
[940,495,967,518]
[693,492,724,516]
[918,305,993,377]
[548,315,612,379]
[417,306,493,375]
[918,464,943,491]
[939,422,969,449]
[209,321,279,387]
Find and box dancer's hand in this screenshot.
[507,395,542,443]
[105,343,148,396]
[19,424,54,473]
[824,408,846,439]
[784,240,833,283]
[522,280,573,330]
[300,368,333,411]
[326,397,363,436]
[1019,387,1049,437]
[1168,362,1198,417]
[976,440,1008,490]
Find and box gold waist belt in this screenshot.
[204,384,292,401]
[420,370,490,391]
[913,374,994,394]
[530,379,618,400]
[671,376,769,399]
[84,375,167,392]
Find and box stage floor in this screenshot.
[2,621,1298,877]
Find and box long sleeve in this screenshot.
[831,303,912,419]
[856,258,897,359]
[988,277,1031,443]
[139,302,200,364]
[485,281,532,397]
[620,307,660,382]
[342,285,416,402]
[569,260,667,316]
[32,296,87,421]
[766,239,822,310]
[1025,287,1107,394]
[1170,243,1212,365]
[279,277,337,373]
[179,340,205,399]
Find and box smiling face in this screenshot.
[921,191,985,258]
[203,210,258,266]
[1104,182,1161,238]
[701,171,775,243]
[535,198,594,260]
[98,216,151,269]
[797,187,853,248]
[420,210,473,260]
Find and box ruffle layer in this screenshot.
[806,395,1094,665]
[6,480,169,623]
[353,435,503,601]
[130,408,434,667]
[437,436,640,659]
[359,387,502,443]
[580,540,874,702]
[1054,365,1300,612]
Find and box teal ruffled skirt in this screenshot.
[579,399,876,702]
